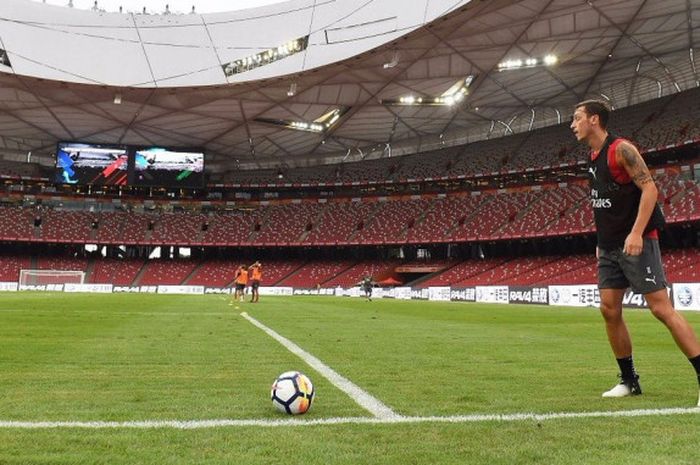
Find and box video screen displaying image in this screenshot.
[55,142,128,185]
[133,147,204,187]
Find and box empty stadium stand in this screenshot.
[90,258,145,286]
[278,260,355,288]
[136,260,198,286]
[0,165,696,249]
[0,255,31,282]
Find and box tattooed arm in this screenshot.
[616,140,658,255]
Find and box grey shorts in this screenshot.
[597,238,667,294]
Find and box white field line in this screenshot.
[240,311,400,420]
[0,407,698,429]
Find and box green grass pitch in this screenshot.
[0,292,699,464]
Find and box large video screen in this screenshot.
[133,147,205,187]
[54,142,129,185]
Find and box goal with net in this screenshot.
[19,269,85,286]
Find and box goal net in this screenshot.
[19,269,85,286]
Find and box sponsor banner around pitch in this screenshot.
[158,285,205,295]
[113,286,158,294]
[295,288,335,296]
[374,288,387,299]
[411,288,430,300]
[19,284,64,292]
[673,283,700,311]
[476,286,509,304]
[332,287,359,297]
[0,282,18,292]
[450,287,476,302]
[204,287,232,294]
[548,285,599,307]
[508,286,549,305]
[428,286,451,301]
[393,287,413,300]
[260,286,293,296]
[620,290,651,308]
[64,283,113,293]
[334,286,390,299]
[548,285,650,308]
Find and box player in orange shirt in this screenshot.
[233,265,249,302]
[249,261,262,303]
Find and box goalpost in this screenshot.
[18,269,85,286]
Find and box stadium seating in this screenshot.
[91,212,151,245]
[1,164,697,248]
[0,249,698,288]
[418,258,507,288]
[278,260,355,288]
[545,261,598,285]
[515,255,595,285]
[0,255,31,281]
[354,198,435,244]
[458,256,557,285]
[39,209,93,243]
[306,201,377,244]
[136,260,198,286]
[89,258,145,286]
[536,184,592,236]
[36,256,88,273]
[249,260,306,286]
[447,192,532,241]
[323,260,398,288]
[150,212,207,245]
[200,211,264,245]
[0,206,35,241]
[255,203,322,245]
[664,249,700,283]
[185,260,240,287]
[660,176,700,223]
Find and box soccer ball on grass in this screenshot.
[271,371,314,414]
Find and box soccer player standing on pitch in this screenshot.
[249,261,262,303]
[361,275,373,301]
[571,99,700,405]
[233,265,248,302]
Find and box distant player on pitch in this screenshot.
[361,275,373,301]
[233,265,248,302]
[249,261,262,303]
[571,99,700,405]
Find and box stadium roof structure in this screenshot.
[0,0,697,172]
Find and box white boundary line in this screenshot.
[240,311,400,420]
[0,407,698,429]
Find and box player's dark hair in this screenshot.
[575,99,610,129]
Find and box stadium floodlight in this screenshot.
[254,107,347,133]
[543,54,558,65]
[382,75,474,107]
[222,35,309,77]
[498,54,558,71]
